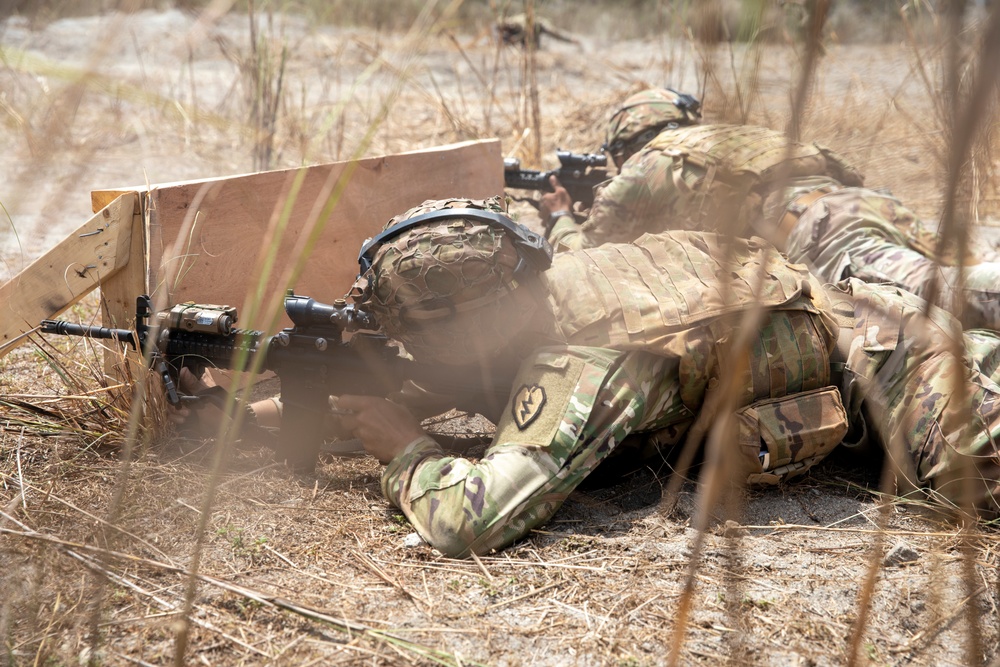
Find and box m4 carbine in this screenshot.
[40,292,506,472]
[503,149,609,216]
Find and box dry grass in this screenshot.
[3,1,1000,666]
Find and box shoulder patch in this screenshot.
[512,384,547,430]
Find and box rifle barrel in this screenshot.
[39,320,137,348]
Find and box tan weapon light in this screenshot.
[156,302,238,335]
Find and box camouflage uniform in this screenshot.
[376,230,847,557]
[549,123,863,251]
[827,278,1000,516]
[770,176,1000,330]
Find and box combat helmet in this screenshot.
[603,87,702,166]
[352,197,552,364]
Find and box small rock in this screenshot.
[402,532,426,548]
[883,541,920,567]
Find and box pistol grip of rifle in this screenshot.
[277,382,327,473]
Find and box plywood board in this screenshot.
[0,192,137,357]
[91,139,503,331]
[98,205,147,382]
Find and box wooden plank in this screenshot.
[0,192,137,358]
[99,206,147,328]
[99,205,147,381]
[91,139,504,331]
[92,189,141,215]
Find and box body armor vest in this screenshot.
[645,124,864,234]
[538,231,848,483]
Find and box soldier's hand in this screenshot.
[168,367,229,437]
[169,367,280,438]
[336,395,427,464]
[539,175,574,224]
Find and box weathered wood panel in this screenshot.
[0,192,137,357]
[92,139,503,331]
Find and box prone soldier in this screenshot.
[543,87,1000,330]
[182,197,1000,556]
[182,197,849,556]
[340,197,848,556]
[541,87,862,249]
[348,200,1000,538]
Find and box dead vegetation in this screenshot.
[2,1,1000,666]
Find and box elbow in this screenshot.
[407,500,498,559]
[418,512,528,559]
[427,533,475,559]
[418,516,480,559]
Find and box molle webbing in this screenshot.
[648,124,833,186]
[540,231,826,352]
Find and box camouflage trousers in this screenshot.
[783,187,1000,330]
[828,278,1000,517]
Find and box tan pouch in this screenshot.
[737,386,848,485]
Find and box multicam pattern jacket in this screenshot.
[381,232,848,556]
[826,278,1000,516]
[549,123,863,251]
[773,177,1000,330]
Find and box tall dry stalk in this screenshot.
[664,3,833,662]
[521,0,541,166]
[246,1,287,172]
[929,6,1000,663]
[845,4,1000,666]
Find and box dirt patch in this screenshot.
[1,7,999,667]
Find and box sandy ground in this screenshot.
[1,7,999,667]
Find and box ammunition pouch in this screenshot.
[737,386,849,485]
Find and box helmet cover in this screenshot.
[604,87,702,162]
[352,197,545,364]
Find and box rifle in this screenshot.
[503,149,609,214]
[40,292,508,473]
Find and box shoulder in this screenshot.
[496,345,642,449]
